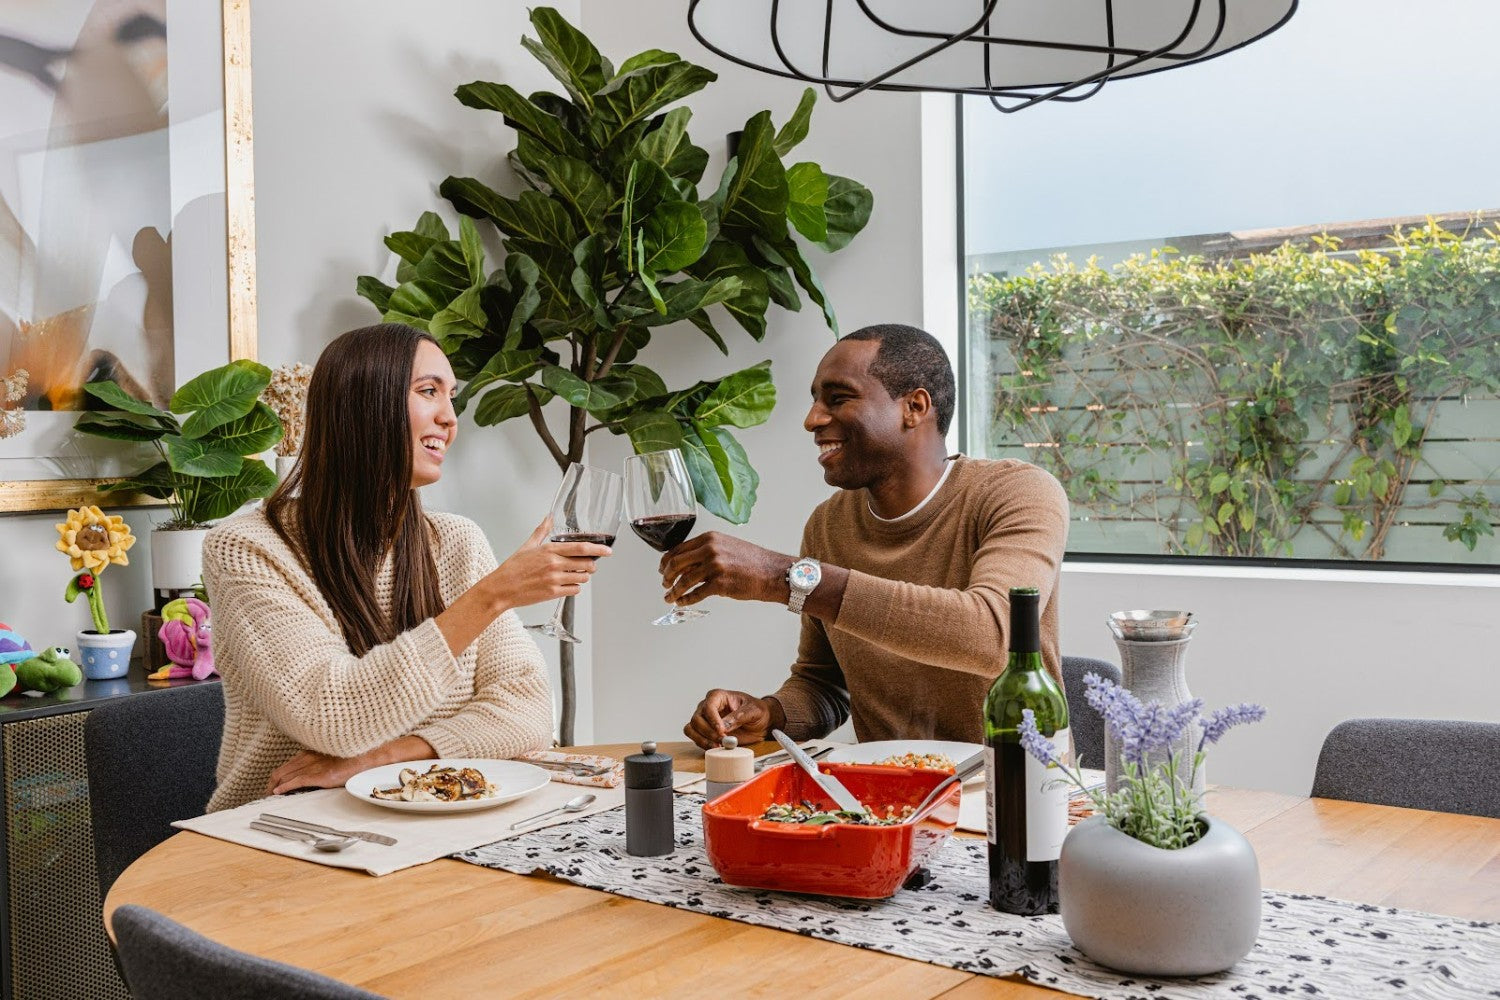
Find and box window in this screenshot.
[960,0,1500,567]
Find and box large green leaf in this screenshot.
[716,111,788,236]
[502,253,542,347]
[171,360,270,438]
[429,286,488,345]
[386,230,439,267]
[416,241,471,291]
[413,211,450,240]
[770,236,837,332]
[523,8,607,111]
[164,435,244,478]
[688,243,771,340]
[623,410,685,454]
[570,235,611,330]
[540,364,627,415]
[356,275,395,313]
[83,381,173,421]
[541,157,612,234]
[204,401,283,456]
[681,423,759,524]
[185,459,278,524]
[647,275,744,326]
[453,81,585,158]
[442,178,578,253]
[453,349,543,413]
[639,200,708,274]
[785,162,829,243]
[385,279,451,329]
[687,312,729,355]
[615,49,679,77]
[636,106,707,184]
[97,460,176,499]
[73,412,167,442]
[695,361,775,429]
[817,173,874,253]
[459,215,486,285]
[473,383,553,426]
[773,88,817,158]
[595,59,717,147]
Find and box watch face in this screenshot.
[789,560,821,590]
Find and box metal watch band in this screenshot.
[786,557,820,614]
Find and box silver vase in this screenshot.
[1105,614,1204,794]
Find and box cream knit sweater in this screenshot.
[203,508,553,812]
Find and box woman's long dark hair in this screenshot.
[264,323,445,655]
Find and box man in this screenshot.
[662,323,1069,749]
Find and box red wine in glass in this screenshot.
[526,464,623,644]
[629,514,695,552]
[623,449,707,626]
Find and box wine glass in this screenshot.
[525,462,623,644]
[624,448,708,626]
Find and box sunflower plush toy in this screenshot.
[55,505,135,635]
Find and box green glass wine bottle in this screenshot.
[985,586,1070,915]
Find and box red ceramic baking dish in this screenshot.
[701,762,961,899]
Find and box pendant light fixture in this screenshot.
[687,0,1298,113]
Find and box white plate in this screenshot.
[821,740,983,772]
[345,759,550,813]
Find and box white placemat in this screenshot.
[174,770,702,876]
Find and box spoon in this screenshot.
[249,820,358,853]
[508,793,596,830]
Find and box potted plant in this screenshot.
[54,505,137,679]
[72,359,283,597]
[260,361,314,481]
[1019,675,1267,976]
[356,8,872,742]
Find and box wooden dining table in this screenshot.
[104,742,1500,999]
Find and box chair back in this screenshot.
[1312,717,1500,819]
[1061,655,1122,771]
[111,904,386,999]
[85,682,224,894]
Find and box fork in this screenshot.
[258,813,397,846]
[754,745,834,772]
[526,760,613,777]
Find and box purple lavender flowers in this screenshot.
[1015,673,1267,850]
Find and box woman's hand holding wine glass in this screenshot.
[525,462,623,644]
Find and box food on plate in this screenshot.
[760,799,916,826]
[872,751,956,773]
[370,764,496,802]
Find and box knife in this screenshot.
[771,729,867,814]
[258,813,398,846]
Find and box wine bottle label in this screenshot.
[984,744,997,846]
[1025,726,1069,862]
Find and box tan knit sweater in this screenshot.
[202,508,553,812]
[770,457,1069,744]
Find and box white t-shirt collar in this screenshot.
[868,458,955,522]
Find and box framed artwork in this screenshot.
[0,0,256,513]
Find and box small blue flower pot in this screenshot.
[75,629,136,681]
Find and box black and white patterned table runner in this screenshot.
[456,797,1500,1000]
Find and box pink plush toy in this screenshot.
[149,597,216,681]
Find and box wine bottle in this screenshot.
[986,586,1070,915]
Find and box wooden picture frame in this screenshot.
[0,0,257,513]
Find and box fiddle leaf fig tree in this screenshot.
[357,7,872,524]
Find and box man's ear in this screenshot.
[904,388,933,428]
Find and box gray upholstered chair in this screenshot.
[85,682,224,894]
[1311,718,1500,819]
[1061,655,1122,771]
[111,904,386,999]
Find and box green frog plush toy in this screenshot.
[15,647,83,694]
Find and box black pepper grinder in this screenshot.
[624,740,674,856]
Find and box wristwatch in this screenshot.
[786,557,822,614]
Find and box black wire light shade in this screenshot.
[687,0,1298,113]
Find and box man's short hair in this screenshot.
[842,324,956,435]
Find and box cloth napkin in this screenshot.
[516,748,623,787]
[173,770,703,877]
[955,766,1105,833]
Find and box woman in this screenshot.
[203,323,609,811]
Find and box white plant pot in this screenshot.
[151,526,210,593]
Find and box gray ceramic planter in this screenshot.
[1059,814,1261,976]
